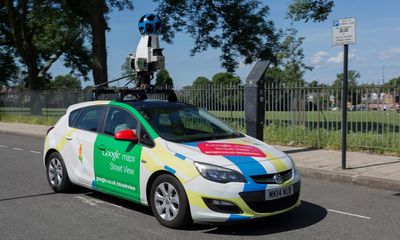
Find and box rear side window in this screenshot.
[73,106,105,132]
[68,109,81,127]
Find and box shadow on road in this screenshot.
[200,201,327,236]
[79,191,327,235]
[0,192,56,202]
[84,190,153,216]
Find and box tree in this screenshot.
[332,70,360,89]
[333,70,361,105]
[120,57,137,86]
[1,1,91,90]
[211,72,241,86]
[192,76,211,88]
[264,28,311,86]
[155,69,173,87]
[155,0,333,72]
[1,0,91,114]
[0,47,18,87]
[49,75,82,90]
[384,76,400,87]
[65,0,133,86]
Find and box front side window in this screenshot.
[140,107,242,142]
[104,107,138,135]
[74,106,105,132]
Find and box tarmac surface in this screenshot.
[0,132,399,240]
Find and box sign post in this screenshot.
[333,17,356,169]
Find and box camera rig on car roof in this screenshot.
[92,13,177,102]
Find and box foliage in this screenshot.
[0,47,18,87]
[120,57,137,86]
[0,0,91,90]
[332,70,361,89]
[155,0,333,72]
[65,0,134,85]
[265,28,311,86]
[48,75,82,90]
[155,69,174,87]
[211,72,241,86]
[287,0,334,22]
[383,76,400,87]
[192,76,211,88]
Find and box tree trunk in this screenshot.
[88,0,108,86]
[4,0,43,115]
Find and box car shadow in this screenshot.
[199,201,327,235]
[83,190,153,216]
[79,190,326,235]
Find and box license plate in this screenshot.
[265,185,294,200]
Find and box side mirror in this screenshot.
[114,129,138,142]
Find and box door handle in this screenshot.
[65,136,72,141]
[96,144,106,150]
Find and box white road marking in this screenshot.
[74,195,123,209]
[12,147,23,151]
[328,209,371,220]
[74,196,98,206]
[0,145,7,148]
[29,150,41,154]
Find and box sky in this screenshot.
[50,0,400,89]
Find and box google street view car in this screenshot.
[43,13,300,229]
[43,92,301,228]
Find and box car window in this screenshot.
[69,109,81,127]
[74,106,105,132]
[141,107,242,142]
[104,107,138,136]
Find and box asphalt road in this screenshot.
[0,133,399,240]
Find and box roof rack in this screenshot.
[91,74,177,102]
[92,87,177,102]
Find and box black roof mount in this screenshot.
[92,74,177,102]
[92,87,177,102]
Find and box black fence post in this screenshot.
[245,61,270,140]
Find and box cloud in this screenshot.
[311,51,329,65]
[379,48,400,60]
[327,51,356,64]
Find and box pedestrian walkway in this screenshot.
[1,121,399,191]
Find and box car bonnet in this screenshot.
[165,136,293,176]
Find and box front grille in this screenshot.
[239,181,300,213]
[251,169,293,184]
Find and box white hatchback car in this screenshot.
[44,99,300,228]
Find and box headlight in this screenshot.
[288,155,299,176]
[193,162,246,183]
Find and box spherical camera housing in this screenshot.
[138,14,162,35]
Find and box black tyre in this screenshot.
[150,174,192,228]
[46,152,74,192]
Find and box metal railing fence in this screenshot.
[1,84,399,153]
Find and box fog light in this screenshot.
[203,198,243,214]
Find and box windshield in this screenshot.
[140,107,243,142]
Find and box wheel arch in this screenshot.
[146,170,175,206]
[44,148,59,166]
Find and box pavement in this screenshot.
[1,121,399,191]
[1,132,399,239]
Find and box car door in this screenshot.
[67,105,106,187]
[93,106,142,202]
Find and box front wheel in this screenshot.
[150,174,192,228]
[46,152,74,192]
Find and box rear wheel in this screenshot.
[150,174,192,228]
[46,152,73,192]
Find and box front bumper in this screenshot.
[185,177,301,223]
